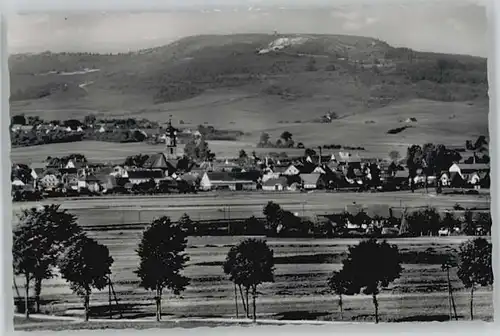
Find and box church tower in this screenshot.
[164,117,178,159]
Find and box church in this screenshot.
[142,119,186,176]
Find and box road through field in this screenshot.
[11,191,490,225]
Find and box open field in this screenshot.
[12,236,493,325]
[10,98,487,163]
[11,190,490,226]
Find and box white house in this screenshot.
[200,172,256,191]
[12,178,25,188]
[313,166,327,174]
[40,173,59,190]
[283,164,301,176]
[111,165,129,178]
[65,160,76,169]
[440,172,451,186]
[449,163,490,180]
[262,177,288,191]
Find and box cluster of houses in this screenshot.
[11,149,491,198]
[10,119,491,197]
[11,123,85,134]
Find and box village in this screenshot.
[10,117,491,201]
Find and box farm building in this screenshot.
[200,172,257,191]
[449,163,490,180]
[127,169,165,185]
[301,173,327,190]
[262,177,288,191]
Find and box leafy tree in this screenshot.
[263,201,284,234]
[84,114,96,126]
[327,270,352,320]
[63,119,83,129]
[11,114,26,125]
[473,135,488,153]
[239,149,248,159]
[275,139,283,147]
[58,234,114,322]
[340,238,403,323]
[184,136,215,161]
[474,212,492,236]
[124,154,150,167]
[223,239,275,321]
[441,212,459,233]
[405,207,441,236]
[242,216,266,235]
[406,145,423,192]
[389,150,400,162]
[258,132,270,147]
[280,131,293,142]
[457,238,493,320]
[462,210,476,236]
[12,205,82,317]
[136,216,190,321]
[178,213,194,235]
[305,148,317,157]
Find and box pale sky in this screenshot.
[7,0,489,57]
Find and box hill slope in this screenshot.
[8,34,489,155]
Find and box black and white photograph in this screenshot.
[5,0,494,331]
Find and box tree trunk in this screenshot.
[339,294,343,320]
[245,288,250,318]
[470,286,474,321]
[34,277,42,313]
[252,286,257,322]
[84,290,90,322]
[234,282,239,318]
[24,273,30,319]
[155,286,162,322]
[446,268,452,321]
[238,285,247,316]
[372,293,379,324]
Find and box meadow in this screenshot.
[13,235,493,325]
[10,97,487,165]
[11,190,490,226]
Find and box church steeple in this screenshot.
[165,116,178,159]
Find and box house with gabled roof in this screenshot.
[127,169,165,185]
[262,176,288,191]
[300,173,327,190]
[200,172,257,191]
[142,153,178,175]
[282,164,302,176]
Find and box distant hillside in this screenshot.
[8,33,488,122]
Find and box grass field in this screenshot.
[11,192,493,328]
[11,190,490,225]
[12,235,493,326]
[9,98,488,164]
